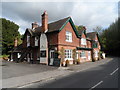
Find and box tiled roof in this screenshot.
[48,17,70,33]
[86,32,97,40]
[26,17,98,41]
[34,17,70,34]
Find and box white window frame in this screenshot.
[81,38,86,45]
[27,35,30,47]
[80,51,86,58]
[66,31,72,42]
[65,49,73,60]
[94,51,98,57]
[35,37,38,46]
[76,51,79,59]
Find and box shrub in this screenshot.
[65,60,69,67]
[77,59,80,64]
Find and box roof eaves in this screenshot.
[59,17,70,32]
[59,17,80,38]
[76,47,92,50]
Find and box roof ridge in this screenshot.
[48,16,70,25]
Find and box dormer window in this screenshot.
[66,31,72,42]
[81,38,86,45]
[27,35,30,47]
[35,37,38,46]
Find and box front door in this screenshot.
[50,50,54,65]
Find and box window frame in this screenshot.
[81,38,87,45]
[65,31,72,42]
[27,35,30,47]
[65,49,73,60]
[80,51,86,58]
[94,51,98,57]
[35,37,38,46]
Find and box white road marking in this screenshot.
[110,68,119,75]
[89,81,103,90]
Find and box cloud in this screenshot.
[71,2,118,31]
[2,1,118,34]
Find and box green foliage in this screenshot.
[100,18,120,56]
[72,49,77,61]
[75,25,85,31]
[93,26,103,35]
[0,18,22,54]
[0,54,9,58]
[58,47,65,63]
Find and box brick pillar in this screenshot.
[14,38,18,47]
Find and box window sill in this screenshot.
[81,57,86,58]
[66,40,72,43]
[65,58,73,60]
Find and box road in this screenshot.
[26,57,119,89]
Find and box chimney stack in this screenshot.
[32,22,38,29]
[41,11,48,33]
[14,38,18,47]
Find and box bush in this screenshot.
[0,54,9,58]
[77,59,80,64]
[65,60,69,67]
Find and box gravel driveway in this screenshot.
[2,60,58,79]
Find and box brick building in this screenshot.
[10,11,101,65]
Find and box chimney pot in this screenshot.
[32,22,38,29]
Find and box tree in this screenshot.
[58,47,65,66]
[93,26,103,35]
[75,25,86,31]
[99,18,120,56]
[0,18,22,54]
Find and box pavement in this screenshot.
[0,57,117,88]
[2,60,58,79]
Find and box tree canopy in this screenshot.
[0,18,22,54]
[75,25,86,31]
[93,26,103,35]
[99,18,120,56]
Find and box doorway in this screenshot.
[88,51,91,60]
[50,50,55,65]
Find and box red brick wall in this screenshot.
[93,35,101,51]
[22,31,30,48]
[58,22,79,48]
[47,32,58,46]
[22,31,36,48]
[80,33,87,48]
[87,40,92,48]
[92,35,101,60]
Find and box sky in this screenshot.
[0,0,119,34]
